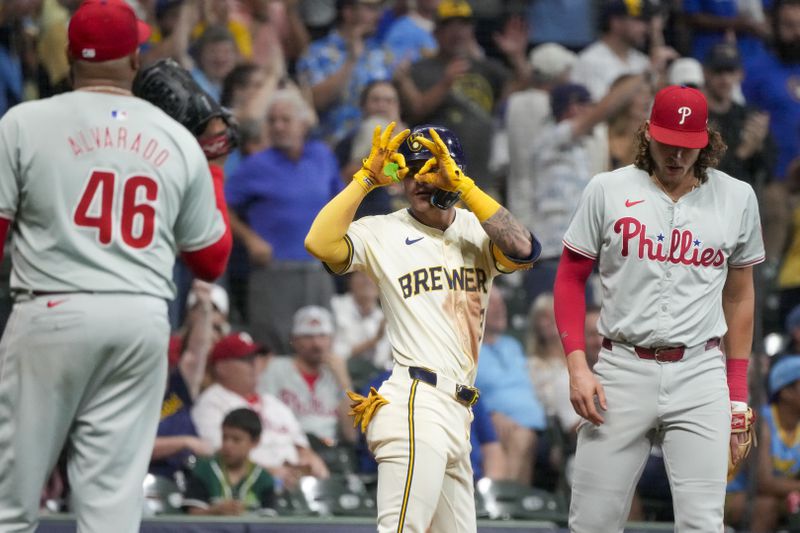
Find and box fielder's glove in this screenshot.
[132,58,239,160]
[353,121,410,193]
[728,402,757,481]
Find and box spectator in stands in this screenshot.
[476,288,546,484]
[191,25,240,101]
[395,0,528,192]
[606,73,654,169]
[152,282,226,481]
[776,160,800,321]
[521,76,648,303]
[296,0,393,144]
[0,2,24,117]
[142,0,199,68]
[506,43,577,215]
[527,0,595,51]
[381,0,439,62]
[742,0,800,181]
[226,88,341,353]
[683,0,768,65]
[184,408,276,515]
[787,306,800,353]
[259,306,355,445]
[570,0,669,101]
[667,56,705,88]
[335,80,406,218]
[192,332,330,487]
[331,271,392,389]
[750,355,800,532]
[527,293,580,434]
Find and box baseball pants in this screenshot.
[569,340,730,533]
[0,293,169,533]
[367,365,476,533]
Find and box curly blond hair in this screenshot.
[633,123,727,183]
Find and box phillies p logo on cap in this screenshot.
[648,85,709,149]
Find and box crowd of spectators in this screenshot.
[4,0,800,528]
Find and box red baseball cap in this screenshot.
[211,332,265,364]
[68,0,151,62]
[648,85,708,149]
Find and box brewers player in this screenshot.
[553,85,763,531]
[0,1,231,532]
[305,123,540,532]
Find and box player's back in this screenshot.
[0,91,222,298]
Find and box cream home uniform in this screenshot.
[0,91,224,532]
[563,165,764,532]
[334,207,533,533]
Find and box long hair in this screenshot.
[633,123,727,182]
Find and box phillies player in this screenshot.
[305,123,539,533]
[0,1,231,532]
[554,85,764,531]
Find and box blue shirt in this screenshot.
[296,31,394,144]
[382,16,437,63]
[0,46,22,117]
[225,141,343,261]
[151,370,197,478]
[763,403,800,477]
[742,50,800,179]
[470,400,498,480]
[527,0,595,48]
[476,335,547,430]
[682,0,766,65]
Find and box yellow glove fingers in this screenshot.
[387,128,411,152]
[413,172,440,185]
[416,136,439,155]
[427,128,451,158]
[418,156,438,176]
[371,124,381,148]
[389,153,409,180]
[379,121,396,149]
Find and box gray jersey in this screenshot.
[0,91,225,298]
[563,165,765,347]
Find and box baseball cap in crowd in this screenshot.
[648,85,708,149]
[211,332,266,364]
[768,355,800,402]
[529,43,577,83]
[186,284,230,316]
[550,83,592,121]
[704,43,742,72]
[436,0,474,24]
[667,58,705,88]
[602,0,654,21]
[292,306,335,337]
[68,0,151,62]
[786,304,800,333]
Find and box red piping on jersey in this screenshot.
[554,247,596,357]
[180,165,232,281]
[0,217,9,262]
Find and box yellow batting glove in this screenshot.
[353,122,410,194]
[415,128,501,221]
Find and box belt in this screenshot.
[601,337,721,363]
[408,366,480,407]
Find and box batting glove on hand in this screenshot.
[354,122,410,194]
[414,128,475,195]
[728,401,756,481]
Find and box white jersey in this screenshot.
[340,208,505,385]
[570,41,650,101]
[0,91,225,298]
[563,165,765,347]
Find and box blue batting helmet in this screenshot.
[399,124,466,210]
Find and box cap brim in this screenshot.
[649,122,708,149]
[137,20,152,45]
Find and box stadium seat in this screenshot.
[299,474,377,517]
[142,474,183,515]
[475,478,567,522]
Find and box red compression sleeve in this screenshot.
[553,247,596,357]
[726,358,749,403]
[181,165,232,281]
[0,217,9,261]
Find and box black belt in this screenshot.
[408,366,480,407]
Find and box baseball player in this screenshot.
[0,1,231,532]
[553,85,763,532]
[305,123,540,532]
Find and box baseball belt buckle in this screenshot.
[653,345,681,363]
[455,384,480,407]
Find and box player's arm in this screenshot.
[180,164,232,281]
[413,129,539,268]
[305,122,409,271]
[721,265,755,403]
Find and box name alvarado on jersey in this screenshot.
[397,265,489,299]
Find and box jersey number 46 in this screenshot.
[73,169,158,249]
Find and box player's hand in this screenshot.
[245,235,273,266]
[184,436,214,457]
[729,432,748,467]
[566,351,607,425]
[353,122,410,193]
[414,128,475,194]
